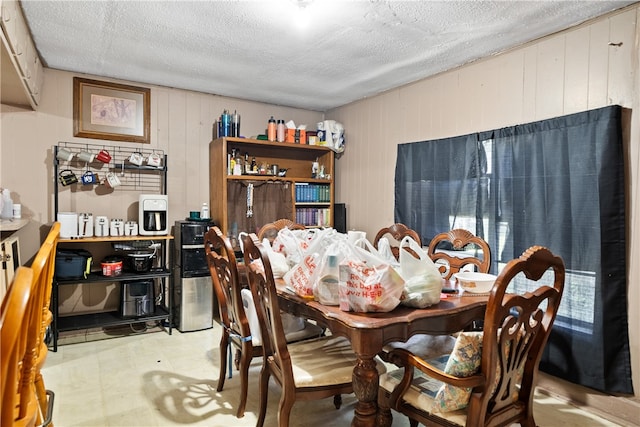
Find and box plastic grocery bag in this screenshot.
[273,228,306,267]
[376,237,400,266]
[282,228,346,299]
[283,252,320,299]
[310,240,350,305]
[262,238,289,278]
[398,236,443,308]
[338,238,404,312]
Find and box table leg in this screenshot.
[351,355,380,427]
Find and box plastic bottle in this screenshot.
[222,110,231,137]
[201,202,210,219]
[1,189,13,219]
[276,119,285,142]
[318,254,340,305]
[267,116,277,142]
[232,110,241,137]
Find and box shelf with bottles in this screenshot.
[209,136,335,236]
[218,137,334,181]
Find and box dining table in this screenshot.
[275,281,489,427]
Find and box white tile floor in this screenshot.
[42,324,623,427]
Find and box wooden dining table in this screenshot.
[275,282,489,427]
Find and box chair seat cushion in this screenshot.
[382,334,456,360]
[433,331,483,412]
[379,359,468,426]
[284,321,324,343]
[289,335,384,388]
[379,331,483,420]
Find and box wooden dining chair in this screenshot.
[1,266,38,427]
[204,226,323,418]
[373,224,456,363]
[242,232,375,427]
[373,223,422,260]
[29,222,60,426]
[257,218,305,243]
[377,246,565,427]
[428,228,491,280]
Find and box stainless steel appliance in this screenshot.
[120,280,154,317]
[173,220,215,332]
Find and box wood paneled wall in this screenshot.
[329,4,639,407]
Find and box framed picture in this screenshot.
[73,77,150,144]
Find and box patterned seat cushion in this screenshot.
[379,356,469,426]
[432,331,483,412]
[380,328,526,420]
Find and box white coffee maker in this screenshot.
[139,194,168,235]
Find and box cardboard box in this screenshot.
[285,128,306,144]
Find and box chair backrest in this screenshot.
[257,219,305,243]
[241,233,294,386]
[1,266,37,427]
[30,222,60,342]
[373,223,422,260]
[204,226,250,342]
[470,245,565,424]
[427,228,491,279]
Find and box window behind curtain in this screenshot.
[395,105,633,394]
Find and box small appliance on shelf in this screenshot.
[139,194,168,235]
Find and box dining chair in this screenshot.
[1,266,38,427]
[373,223,422,260]
[377,245,565,427]
[427,228,491,280]
[257,218,305,243]
[375,224,457,362]
[29,222,60,427]
[242,232,377,427]
[204,226,323,418]
[429,228,491,332]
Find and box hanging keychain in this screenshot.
[246,183,254,217]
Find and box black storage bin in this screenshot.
[55,249,93,279]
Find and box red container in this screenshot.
[101,256,123,277]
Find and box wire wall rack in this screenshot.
[54,141,167,193]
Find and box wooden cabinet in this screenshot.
[209,137,334,241]
[1,0,44,108]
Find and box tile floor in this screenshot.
[42,323,624,427]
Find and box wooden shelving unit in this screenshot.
[209,137,335,237]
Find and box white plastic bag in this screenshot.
[398,236,443,308]
[273,228,306,267]
[283,252,320,299]
[338,238,404,312]
[282,228,347,299]
[262,238,289,278]
[376,236,400,266]
[310,240,350,305]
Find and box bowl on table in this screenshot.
[454,272,497,294]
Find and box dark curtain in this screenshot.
[395,105,633,394]
[227,180,293,235]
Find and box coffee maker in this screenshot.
[139,194,168,235]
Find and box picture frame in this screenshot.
[73,77,150,144]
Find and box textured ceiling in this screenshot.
[21,0,636,112]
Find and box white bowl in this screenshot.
[454,272,497,293]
